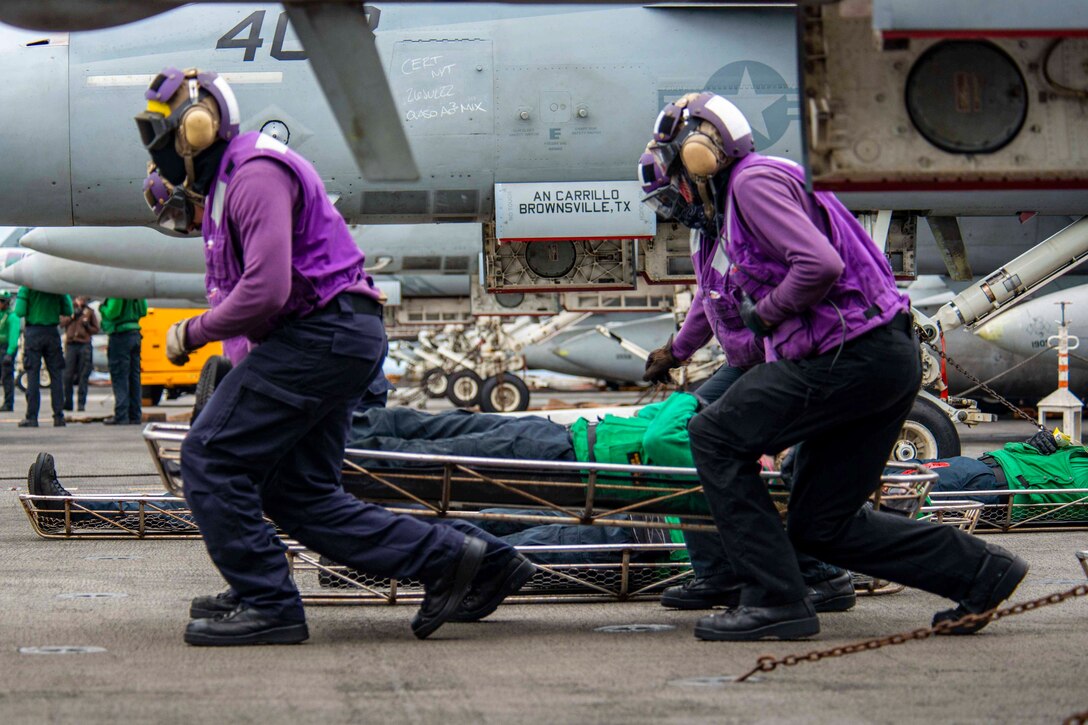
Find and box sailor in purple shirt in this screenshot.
[648,93,1027,641]
[638,144,855,615]
[136,67,531,646]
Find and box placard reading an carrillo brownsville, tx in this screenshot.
[495,181,656,242]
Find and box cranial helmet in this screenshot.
[134,67,240,188]
[652,92,754,168]
[649,92,754,225]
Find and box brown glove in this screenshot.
[643,335,680,384]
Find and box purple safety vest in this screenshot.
[682,229,764,368]
[722,154,909,361]
[201,132,378,343]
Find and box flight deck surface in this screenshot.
[2,391,1086,724]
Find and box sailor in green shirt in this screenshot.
[0,291,20,411]
[14,286,71,427]
[911,428,1088,519]
[99,298,148,425]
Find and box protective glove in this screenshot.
[739,291,775,337]
[1,353,12,366]
[166,319,192,367]
[1025,429,1059,455]
[643,335,680,385]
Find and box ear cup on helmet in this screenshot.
[680,136,724,177]
[178,103,219,154]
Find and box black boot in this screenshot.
[660,574,741,610]
[933,543,1029,635]
[449,552,536,622]
[190,589,241,619]
[27,452,73,500]
[694,599,819,641]
[185,603,309,646]
[411,536,487,639]
[807,571,856,613]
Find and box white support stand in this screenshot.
[1037,302,1083,443]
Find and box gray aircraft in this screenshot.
[0,3,1085,443]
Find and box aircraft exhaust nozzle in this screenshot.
[936,216,1088,333]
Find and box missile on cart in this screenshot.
[935,217,1088,333]
[0,252,205,299]
[20,223,483,275]
[974,282,1088,359]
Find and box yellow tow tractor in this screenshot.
[140,308,223,406]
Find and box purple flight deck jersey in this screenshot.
[671,229,764,369]
[721,153,909,362]
[186,132,379,357]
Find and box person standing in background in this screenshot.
[14,285,70,427]
[60,296,100,412]
[0,291,19,411]
[99,297,147,425]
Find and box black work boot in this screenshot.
[190,589,241,619]
[807,571,856,613]
[18,418,37,427]
[449,552,536,622]
[27,452,73,499]
[660,574,741,610]
[933,543,1029,635]
[694,599,819,641]
[411,536,487,639]
[53,415,66,427]
[184,603,309,646]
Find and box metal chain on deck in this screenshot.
[921,336,1044,430]
[734,583,1088,682]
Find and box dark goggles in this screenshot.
[143,176,199,235]
[653,102,686,143]
[135,111,176,151]
[642,184,687,221]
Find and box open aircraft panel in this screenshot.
[483,234,637,293]
[803,5,1088,194]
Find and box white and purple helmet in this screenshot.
[652,92,755,161]
[136,67,240,151]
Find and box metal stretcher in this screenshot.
[18,421,954,604]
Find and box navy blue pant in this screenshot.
[181,296,475,622]
[684,364,846,586]
[689,316,987,607]
[107,330,142,423]
[23,325,65,422]
[1,349,14,408]
[64,340,93,410]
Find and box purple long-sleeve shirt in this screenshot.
[671,287,713,362]
[185,159,372,349]
[730,165,845,327]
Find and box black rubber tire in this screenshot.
[143,385,164,406]
[895,397,961,460]
[421,367,449,398]
[479,374,531,413]
[446,369,483,408]
[191,355,233,425]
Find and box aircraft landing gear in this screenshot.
[895,396,961,460]
[421,367,449,399]
[479,374,530,413]
[446,369,483,408]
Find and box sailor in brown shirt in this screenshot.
[60,297,100,412]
